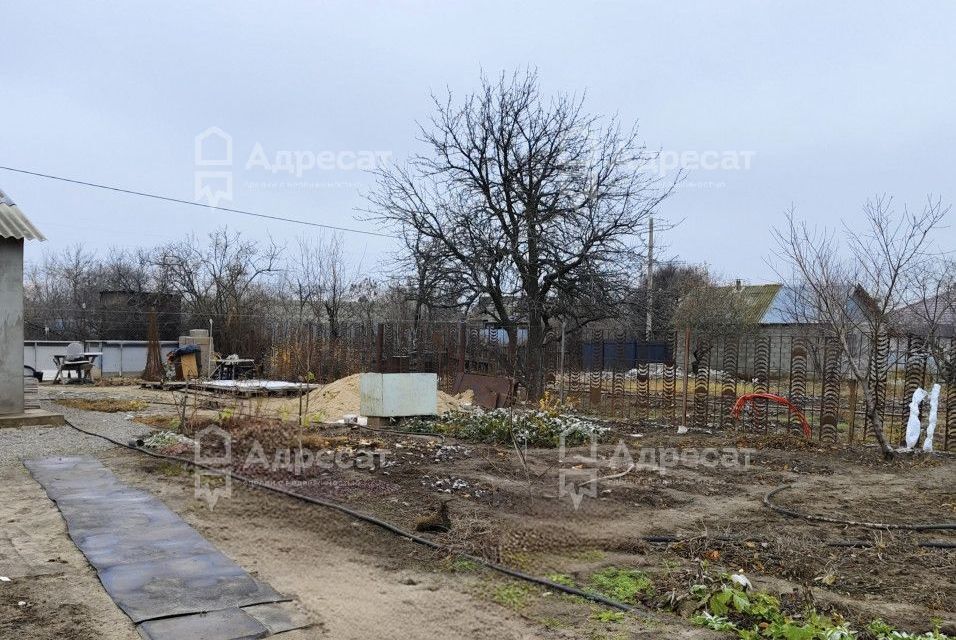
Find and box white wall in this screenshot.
[24,340,178,378]
[1,238,25,414]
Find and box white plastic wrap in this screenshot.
[904,387,927,450]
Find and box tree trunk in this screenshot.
[526,315,547,401]
[864,391,894,458]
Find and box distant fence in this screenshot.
[24,340,178,377]
[552,329,954,451]
[263,321,954,450]
[30,320,952,451]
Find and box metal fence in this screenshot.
[33,317,952,451]
[551,329,954,451]
[353,323,955,451]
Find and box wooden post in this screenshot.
[375,323,385,373]
[645,216,654,340]
[847,378,858,443]
[558,321,566,403]
[682,326,691,428]
[458,322,466,374]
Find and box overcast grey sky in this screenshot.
[2,1,953,281]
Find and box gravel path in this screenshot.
[0,401,154,465]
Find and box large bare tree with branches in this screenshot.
[773,195,950,456]
[367,70,676,398]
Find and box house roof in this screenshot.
[711,283,785,324]
[714,283,871,325]
[0,188,45,241]
[893,292,956,338]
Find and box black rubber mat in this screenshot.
[137,607,269,640]
[24,457,291,632]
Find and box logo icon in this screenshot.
[194,425,232,509]
[194,126,234,206]
[557,427,600,510]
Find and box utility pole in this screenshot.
[645,216,654,340]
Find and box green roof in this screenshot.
[714,283,784,324]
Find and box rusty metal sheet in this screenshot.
[452,372,511,409]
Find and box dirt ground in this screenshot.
[173,411,955,637]
[5,385,954,639]
[1,440,599,639]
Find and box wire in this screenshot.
[0,166,391,238]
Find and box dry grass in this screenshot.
[58,398,148,413]
[298,434,352,450]
[133,414,180,429]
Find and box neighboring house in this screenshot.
[890,292,956,377]
[98,290,182,340]
[892,292,956,339]
[685,282,876,377]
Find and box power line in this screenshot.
[0,165,391,238]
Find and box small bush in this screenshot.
[406,409,607,448]
[690,578,952,640]
[491,582,534,609]
[589,568,654,604]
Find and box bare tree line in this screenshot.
[22,227,422,357]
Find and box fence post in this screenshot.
[681,326,690,428]
[558,321,566,402]
[376,323,385,373]
[458,322,466,375]
[847,378,858,443]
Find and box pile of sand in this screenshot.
[285,373,473,423]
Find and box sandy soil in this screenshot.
[0,426,584,639]
[169,417,955,636]
[9,386,953,638]
[0,463,139,640]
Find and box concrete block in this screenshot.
[189,329,209,338]
[359,373,438,417]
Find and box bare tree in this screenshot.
[366,70,677,398]
[23,244,99,338]
[101,247,157,293]
[287,233,351,339]
[773,195,950,456]
[156,227,283,357]
[671,273,760,345]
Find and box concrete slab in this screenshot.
[0,409,65,428]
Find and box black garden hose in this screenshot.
[60,418,637,613]
[53,419,955,615]
[764,485,956,531]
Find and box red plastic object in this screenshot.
[731,393,812,439]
